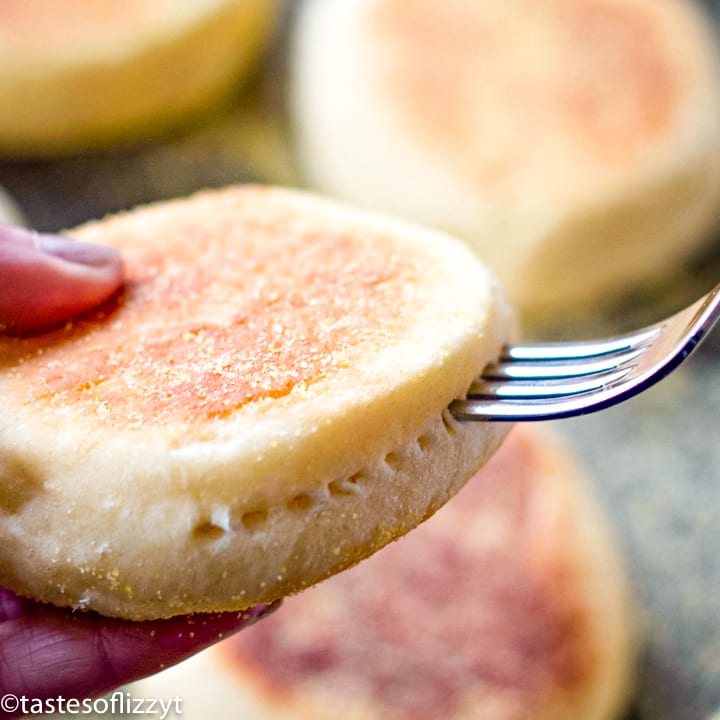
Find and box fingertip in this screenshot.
[147,602,282,655]
[87,603,282,691]
[0,601,281,702]
[0,231,125,334]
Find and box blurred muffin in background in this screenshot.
[290,0,720,319]
[0,0,281,155]
[133,425,634,720]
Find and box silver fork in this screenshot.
[450,283,720,422]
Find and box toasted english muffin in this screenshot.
[0,0,280,155]
[132,425,634,720]
[0,185,513,620]
[291,0,720,317]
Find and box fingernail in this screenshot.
[246,600,282,626]
[38,233,120,268]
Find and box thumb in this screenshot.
[0,224,123,334]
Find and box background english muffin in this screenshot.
[132,425,634,720]
[0,0,281,155]
[290,0,720,318]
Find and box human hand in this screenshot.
[0,223,123,333]
[0,588,275,717]
[0,223,277,715]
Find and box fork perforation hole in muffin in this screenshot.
[384,452,401,469]
[241,508,269,531]
[286,494,314,512]
[328,472,365,496]
[192,521,227,541]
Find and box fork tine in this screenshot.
[450,394,615,421]
[499,326,659,362]
[481,347,645,381]
[468,366,634,399]
[451,282,720,422]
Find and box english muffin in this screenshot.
[291,0,720,316]
[0,185,513,620]
[133,425,634,720]
[0,0,280,155]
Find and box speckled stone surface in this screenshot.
[2,5,720,717]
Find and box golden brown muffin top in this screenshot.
[0,188,417,431]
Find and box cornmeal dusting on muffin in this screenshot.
[0,216,419,431]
